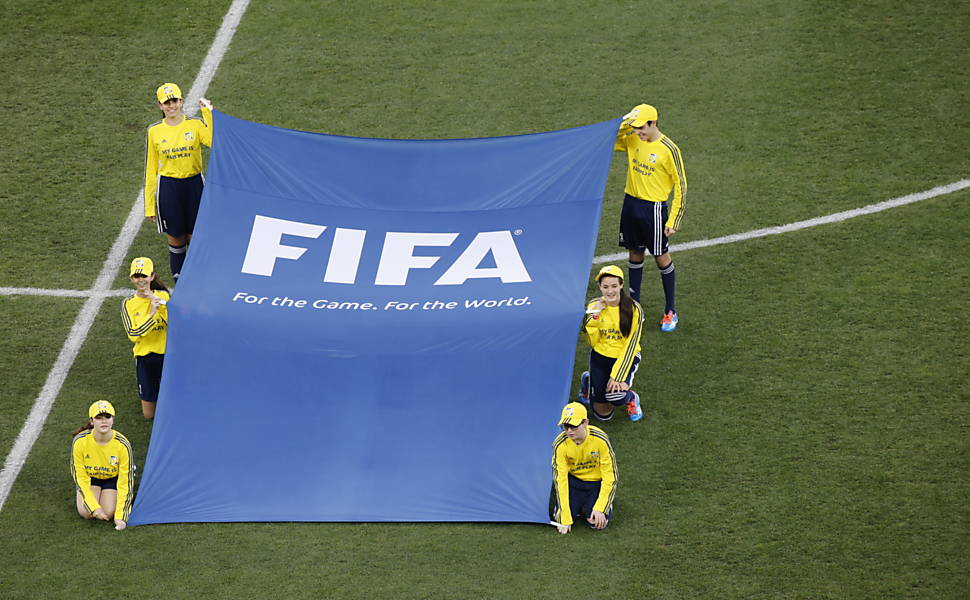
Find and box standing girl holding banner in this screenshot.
[144,82,214,281]
[579,265,644,422]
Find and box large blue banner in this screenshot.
[129,112,620,524]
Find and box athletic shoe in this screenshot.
[577,371,590,405]
[660,311,678,332]
[627,392,643,422]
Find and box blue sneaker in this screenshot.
[577,371,590,405]
[660,311,678,332]
[627,392,643,422]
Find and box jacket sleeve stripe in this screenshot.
[615,302,644,379]
[116,434,136,521]
[70,434,98,513]
[588,430,618,509]
[661,138,687,229]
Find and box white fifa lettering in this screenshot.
[241,215,326,276]
[239,216,531,285]
[435,231,532,285]
[375,232,458,286]
[323,228,367,284]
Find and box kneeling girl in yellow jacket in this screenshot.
[580,265,644,422]
[70,401,134,531]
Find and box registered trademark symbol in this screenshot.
[513,229,523,236]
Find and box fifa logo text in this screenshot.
[241,215,532,286]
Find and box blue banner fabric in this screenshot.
[129,112,620,524]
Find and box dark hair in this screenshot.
[149,273,169,293]
[618,289,635,338]
[70,419,93,437]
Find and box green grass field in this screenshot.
[1,1,967,598]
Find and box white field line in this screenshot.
[593,178,970,265]
[0,0,251,513]
[0,288,131,298]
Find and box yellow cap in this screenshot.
[89,400,115,418]
[558,402,588,426]
[156,82,183,103]
[596,264,624,282]
[629,103,659,127]
[130,257,154,277]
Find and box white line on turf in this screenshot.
[0,287,131,298]
[592,178,969,265]
[0,0,252,514]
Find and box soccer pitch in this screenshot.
[1,1,967,598]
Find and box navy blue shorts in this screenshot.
[588,349,640,406]
[619,194,669,256]
[136,352,164,403]
[90,476,118,490]
[549,475,612,527]
[157,174,204,237]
